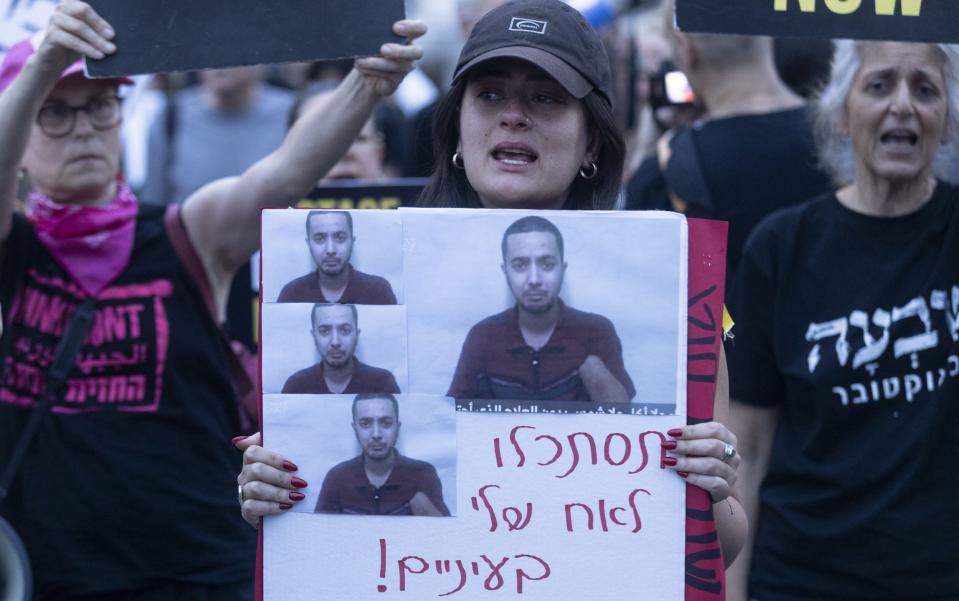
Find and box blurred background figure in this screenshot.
[773,36,834,100]
[623,3,678,175]
[290,89,389,183]
[626,0,833,288]
[403,0,509,177]
[139,65,295,205]
[0,0,57,57]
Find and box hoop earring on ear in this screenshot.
[452,152,465,170]
[579,162,598,180]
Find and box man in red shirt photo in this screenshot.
[278,211,397,304]
[282,304,400,394]
[315,394,450,516]
[448,216,635,402]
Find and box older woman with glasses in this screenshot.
[0,1,424,599]
[33,92,121,134]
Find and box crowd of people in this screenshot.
[1,0,957,600]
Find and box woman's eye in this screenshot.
[43,104,70,117]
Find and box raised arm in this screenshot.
[180,21,426,314]
[0,1,115,253]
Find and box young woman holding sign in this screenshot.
[237,0,748,570]
[0,1,425,598]
[727,40,959,601]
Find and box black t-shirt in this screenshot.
[0,206,255,598]
[627,107,833,286]
[727,182,959,601]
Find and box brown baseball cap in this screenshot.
[452,0,613,108]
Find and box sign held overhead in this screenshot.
[676,0,959,44]
[85,0,405,78]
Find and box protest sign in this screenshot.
[257,209,726,600]
[683,219,730,599]
[295,178,428,211]
[85,0,405,77]
[676,0,959,44]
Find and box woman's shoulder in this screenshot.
[750,190,837,240]
[738,191,838,273]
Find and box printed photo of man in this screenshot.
[282,304,400,394]
[277,210,397,304]
[448,216,635,402]
[315,394,450,516]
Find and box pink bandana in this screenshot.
[26,182,138,297]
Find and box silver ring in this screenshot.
[237,484,246,505]
[722,443,736,463]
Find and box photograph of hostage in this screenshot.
[448,216,635,402]
[282,303,400,394]
[277,210,397,304]
[315,394,450,516]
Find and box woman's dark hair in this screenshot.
[417,77,625,210]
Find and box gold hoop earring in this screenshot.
[452,152,465,170]
[579,162,598,180]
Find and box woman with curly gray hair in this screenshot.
[726,40,959,601]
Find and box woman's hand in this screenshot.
[354,20,426,98]
[662,422,740,503]
[235,433,308,528]
[35,0,116,74]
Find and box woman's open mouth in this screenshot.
[492,143,538,166]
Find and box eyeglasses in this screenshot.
[36,96,121,138]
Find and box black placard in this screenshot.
[676,0,959,44]
[295,178,428,211]
[85,0,405,77]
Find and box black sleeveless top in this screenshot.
[0,205,255,598]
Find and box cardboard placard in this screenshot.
[683,218,729,600]
[676,0,959,44]
[256,209,730,600]
[85,0,405,77]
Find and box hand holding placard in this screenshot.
[354,21,426,99]
[33,1,116,76]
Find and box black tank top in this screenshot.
[0,205,255,598]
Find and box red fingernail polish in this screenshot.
[279,504,293,510]
[668,428,684,438]
[662,440,678,450]
[291,477,308,489]
[282,461,299,472]
[289,492,305,501]
[663,457,678,467]
[231,436,245,445]
[677,471,689,478]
